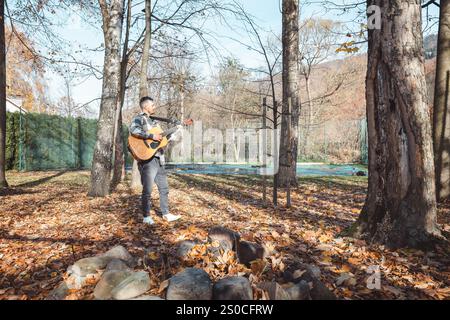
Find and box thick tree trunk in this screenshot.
[351,0,441,249]
[130,0,152,193]
[0,0,8,189]
[278,0,300,187]
[88,0,124,197]
[433,0,450,201]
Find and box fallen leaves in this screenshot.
[0,171,449,300]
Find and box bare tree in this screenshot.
[433,0,450,201]
[111,0,134,192]
[298,18,340,155]
[351,0,441,249]
[129,0,152,193]
[279,0,301,187]
[88,0,125,197]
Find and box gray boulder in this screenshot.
[176,240,198,260]
[100,245,134,265]
[208,240,234,261]
[237,241,267,267]
[94,270,133,300]
[45,282,69,300]
[213,276,253,300]
[285,280,311,300]
[307,278,336,300]
[287,265,336,300]
[111,271,151,300]
[208,226,240,251]
[166,268,213,300]
[257,282,291,300]
[68,256,110,277]
[130,295,164,300]
[283,263,321,282]
[64,273,88,290]
[105,259,131,272]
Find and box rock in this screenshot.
[305,264,321,278]
[94,270,133,300]
[68,256,110,277]
[111,271,151,300]
[308,278,337,300]
[282,263,321,283]
[208,226,240,251]
[237,241,267,267]
[65,274,85,290]
[45,282,69,300]
[100,245,134,265]
[208,240,234,261]
[130,295,164,300]
[288,266,336,300]
[105,259,131,272]
[176,240,198,260]
[213,276,253,300]
[166,268,213,300]
[257,282,291,300]
[285,280,311,300]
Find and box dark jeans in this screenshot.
[138,157,169,216]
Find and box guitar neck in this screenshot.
[162,126,180,137]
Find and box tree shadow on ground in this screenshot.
[14,170,70,188]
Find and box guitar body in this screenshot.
[128,127,169,161]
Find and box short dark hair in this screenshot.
[139,96,154,108]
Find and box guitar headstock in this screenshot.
[183,118,194,126]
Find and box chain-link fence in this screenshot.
[6,112,133,171]
[298,119,368,164]
[5,111,367,171]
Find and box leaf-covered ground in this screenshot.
[0,170,449,300]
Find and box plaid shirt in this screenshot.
[129,112,165,161]
[129,112,159,139]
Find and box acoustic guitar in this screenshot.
[128,118,193,161]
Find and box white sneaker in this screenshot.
[163,213,181,222]
[143,216,155,225]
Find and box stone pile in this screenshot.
[46,226,336,300]
[172,225,336,300]
[46,245,157,300]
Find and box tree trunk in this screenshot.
[88,0,124,197]
[278,0,300,187]
[0,0,8,189]
[139,0,152,98]
[110,109,125,191]
[351,0,441,249]
[131,0,152,193]
[111,0,132,192]
[433,0,450,201]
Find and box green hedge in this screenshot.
[5,112,132,171]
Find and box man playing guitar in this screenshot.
[129,96,181,225]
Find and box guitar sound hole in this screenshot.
[150,141,160,148]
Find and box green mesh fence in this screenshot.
[5,112,132,171]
